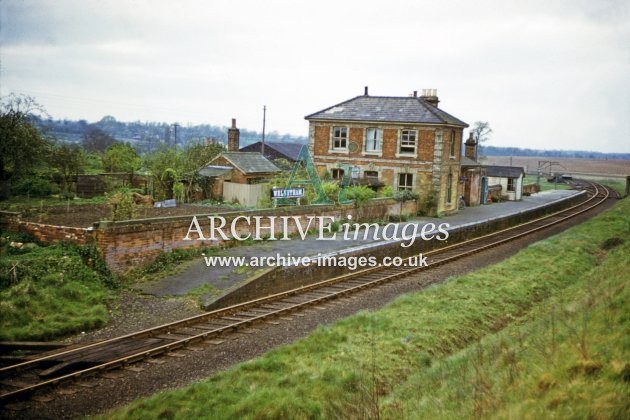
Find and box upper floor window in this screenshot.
[332,127,347,150]
[399,130,417,154]
[398,173,413,191]
[365,128,382,153]
[449,130,456,158]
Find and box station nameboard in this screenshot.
[271,187,305,199]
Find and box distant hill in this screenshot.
[31,116,629,159]
[33,115,307,153]
[479,145,630,160]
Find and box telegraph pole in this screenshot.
[172,123,179,146]
[261,105,266,157]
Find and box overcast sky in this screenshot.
[1,0,629,152]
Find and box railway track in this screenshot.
[0,180,617,404]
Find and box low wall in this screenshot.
[0,211,93,245]
[94,198,416,273]
[203,191,586,310]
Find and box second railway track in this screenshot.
[0,180,617,404]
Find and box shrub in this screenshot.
[394,190,419,202]
[10,176,53,197]
[379,185,394,198]
[106,189,139,221]
[321,181,340,201]
[347,185,376,206]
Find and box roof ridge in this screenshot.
[304,95,364,119]
[415,97,447,124]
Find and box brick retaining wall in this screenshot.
[1,200,416,273]
[95,198,415,273]
[0,211,93,245]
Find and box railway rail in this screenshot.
[0,180,618,404]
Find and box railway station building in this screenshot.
[305,87,468,214]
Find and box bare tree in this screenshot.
[470,121,492,143]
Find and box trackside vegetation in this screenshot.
[0,235,117,340]
[106,198,630,419]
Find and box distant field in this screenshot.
[483,156,630,177]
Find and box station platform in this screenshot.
[134,189,581,299]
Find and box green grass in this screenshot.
[186,283,219,299]
[105,199,630,419]
[0,239,116,340]
[586,178,626,196]
[383,228,629,418]
[523,175,570,191]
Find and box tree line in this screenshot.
[32,113,307,154]
[479,145,629,160]
[0,93,226,201]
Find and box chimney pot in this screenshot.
[364,86,369,96]
[228,118,240,151]
[420,88,439,107]
[413,90,418,97]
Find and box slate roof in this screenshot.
[485,165,524,178]
[209,152,281,174]
[305,95,468,127]
[240,141,305,161]
[461,156,482,167]
[199,166,232,177]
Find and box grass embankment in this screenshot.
[523,175,570,192]
[0,234,117,340]
[107,199,628,418]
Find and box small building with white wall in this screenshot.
[485,165,525,201]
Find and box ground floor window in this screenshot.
[331,168,345,181]
[398,173,413,191]
[446,173,453,204]
[364,170,378,180]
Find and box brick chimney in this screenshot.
[227,118,240,152]
[465,132,478,162]
[420,88,439,107]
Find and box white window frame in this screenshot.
[398,172,414,191]
[507,177,515,191]
[398,129,417,156]
[331,126,348,151]
[364,128,382,154]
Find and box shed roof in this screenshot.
[199,166,232,177]
[485,165,524,178]
[305,95,468,127]
[209,152,281,174]
[240,141,305,161]
[460,156,482,167]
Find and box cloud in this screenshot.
[1,0,628,152]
